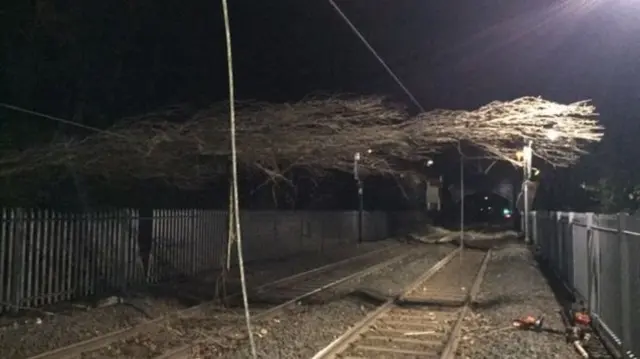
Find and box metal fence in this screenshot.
[530,211,640,359]
[0,208,394,312]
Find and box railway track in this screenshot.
[26,243,419,359]
[157,244,442,359]
[312,247,491,359]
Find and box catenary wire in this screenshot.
[327,0,426,112]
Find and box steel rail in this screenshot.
[439,248,491,359]
[26,244,404,359]
[157,247,436,359]
[312,248,491,359]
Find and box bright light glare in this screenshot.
[354,152,361,161]
[523,145,533,160]
[546,129,560,141]
[426,159,434,166]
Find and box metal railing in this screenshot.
[0,208,398,312]
[530,211,640,359]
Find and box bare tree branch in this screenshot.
[0,95,603,188]
[412,96,602,167]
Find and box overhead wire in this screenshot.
[219,0,258,357]
[3,3,258,357]
[2,11,429,357]
[0,103,128,139]
[326,0,434,204]
[327,0,425,112]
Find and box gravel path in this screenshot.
[456,244,585,359]
[0,240,396,359]
[214,244,454,359]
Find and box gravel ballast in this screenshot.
[0,240,397,359]
[214,244,454,359]
[457,244,590,359]
[72,243,425,359]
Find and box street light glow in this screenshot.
[426,159,434,167]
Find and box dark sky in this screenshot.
[221,0,640,190]
[225,0,640,116]
[3,0,640,203]
[222,0,640,190]
[4,0,638,120]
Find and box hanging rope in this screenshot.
[220,0,258,357]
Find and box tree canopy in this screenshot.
[0,95,603,189]
[0,1,605,193]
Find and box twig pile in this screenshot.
[0,95,603,188]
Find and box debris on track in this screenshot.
[456,245,599,359]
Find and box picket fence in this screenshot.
[0,208,392,312]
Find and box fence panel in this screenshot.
[557,213,568,284]
[363,211,388,242]
[242,211,278,262]
[0,208,415,313]
[0,208,140,311]
[338,211,358,245]
[533,210,639,359]
[192,210,225,274]
[620,214,640,357]
[571,214,589,301]
[592,214,623,346]
[564,214,574,289]
[274,211,303,258]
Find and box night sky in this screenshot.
[2,0,640,209]
[227,0,640,206]
[227,0,640,111]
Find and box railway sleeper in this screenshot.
[397,296,468,307]
[343,344,442,358]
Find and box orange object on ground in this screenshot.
[574,311,591,326]
[513,315,544,330]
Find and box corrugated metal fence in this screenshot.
[0,208,394,312]
[530,211,640,359]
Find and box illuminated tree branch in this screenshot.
[0,95,603,188]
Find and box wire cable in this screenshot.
[220,0,258,357]
[0,103,128,139]
[4,7,259,357]
[327,0,425,112]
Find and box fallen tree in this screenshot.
[0,95,603,188]
[411,96,603,166]
[404,225,520,250]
